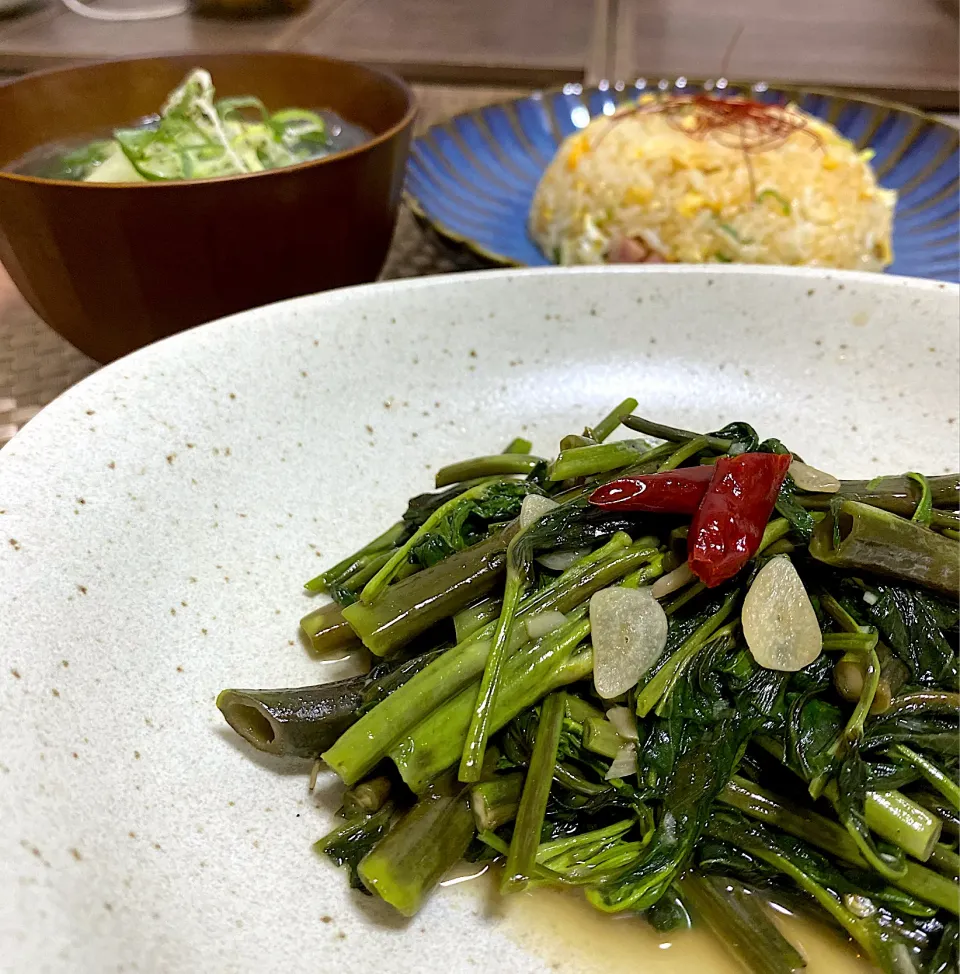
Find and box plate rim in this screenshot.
[405,78,960,270]
[2,263,958,461]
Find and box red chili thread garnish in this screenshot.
[597,94,823,198]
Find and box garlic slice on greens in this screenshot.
[605,706,639,742]
[789,460,841,494]
[605,743,638,780]
[742,555,822,672]
[525,610,568,641]
[651,560,695,600]
[538,549,589,571]
[590,587,669,699]
[519,494,558,529]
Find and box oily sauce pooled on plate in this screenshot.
[445,874,875,974]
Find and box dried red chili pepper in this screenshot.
[688,452,792,588]
[589,465,715,514]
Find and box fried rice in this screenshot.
[529,99,896,271]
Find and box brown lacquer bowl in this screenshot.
[0,53,416,362]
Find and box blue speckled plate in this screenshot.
[406,80,959,282]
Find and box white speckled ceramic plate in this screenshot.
[1,267,958,974]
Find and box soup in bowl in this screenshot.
[0,53,416,362]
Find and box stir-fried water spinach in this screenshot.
[218,403,960,973]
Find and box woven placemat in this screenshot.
[0,83,523,446]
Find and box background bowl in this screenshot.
[0,52,415,363]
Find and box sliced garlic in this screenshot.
[742,555,822,672]
[525,610,568,641]
[537,548,589,571]
[605,743,638,780]
[651,560,696,600]
[590,586,669,699]
[605,706,639,742]
[520,493,558,529]
[789,460,841,494]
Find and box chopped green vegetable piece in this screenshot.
[756,189,791,215]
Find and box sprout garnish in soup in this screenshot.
[9,68,371,183]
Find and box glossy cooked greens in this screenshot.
[217,404,960,974]
[19,68,367,183]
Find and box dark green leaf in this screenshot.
[408,481,538,569]
[409,534,458,569]
[315,802,394,891]
[775,475,816,542]
[863,698,960,760]
[787,694,843,783]
[589,718,756,912]
[859,583,958,685]
[401,483,475,529]
[696,836,782,886]
[710,422,759,455]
